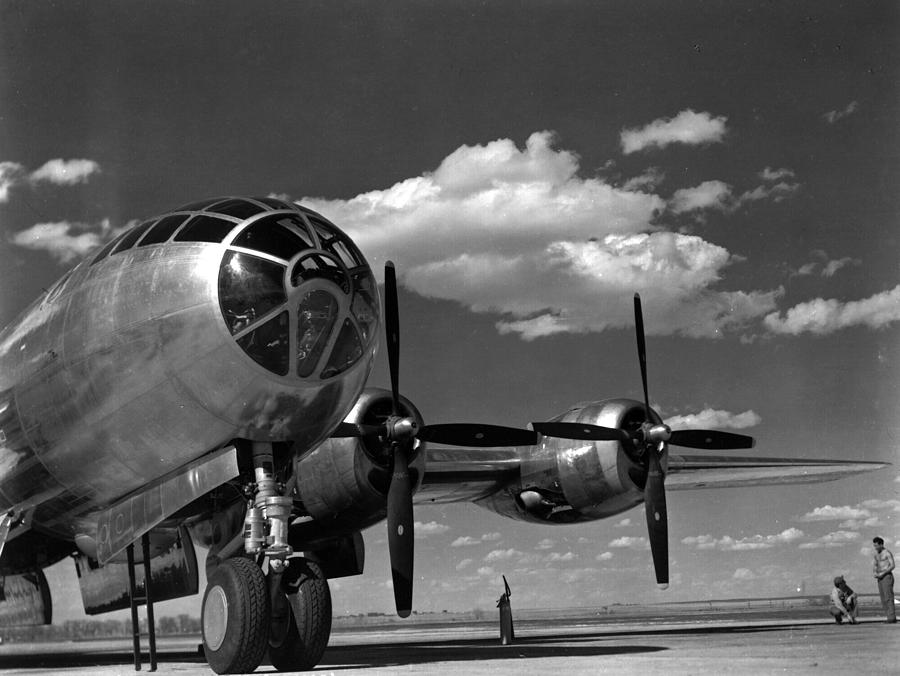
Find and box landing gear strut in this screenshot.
[200,442,334,674]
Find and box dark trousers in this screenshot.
[877,573,896,622]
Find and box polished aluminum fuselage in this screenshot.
[0,242,373,538]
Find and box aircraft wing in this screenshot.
[665,453,889,490]
[416,447,520,504]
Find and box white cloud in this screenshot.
[10,221,105,264]
[799,505,872,522]
[614,518,632,528]
[669,180,733,214]
[664,408,761,430]
[414,521,450,538]
[596,551,613,561]
[484,548,522,562]
[682,528,803,551]
[764,285,900,335]
[824,101,859,124]
[29,158,101,185]
[737,181,800,204]
[620,110,727,154]
[456,558,473,571]
[481,532,502,542]
[0,161,25,202]
[609,536,649,549]
[622,167,666,192]
[300,132,781,341]
[798,530,860,549]
[759,167,796,181]
[792,250,860,279]
[535,538,555,550]
[451,536,482,547]
[859,499,900,513]
[733,568,758,580]
[545,551,576,563]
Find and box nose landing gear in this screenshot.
[200,442,334,674]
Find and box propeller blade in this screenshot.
[332,421,384,438]
[419,423,538,447]
[386,444,414,617]
[633,294,650,416]
[532,421,629,443]
[384,261,401,416]
[644,447,668,589]
[668,429,755,450]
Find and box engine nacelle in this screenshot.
[477,398,666,524]
[290,388,425,544]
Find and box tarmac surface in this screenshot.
[0,616,897,675]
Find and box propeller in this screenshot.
[344,261,555,617]
[629,293,754,588]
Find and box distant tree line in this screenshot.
[1,614,201,643]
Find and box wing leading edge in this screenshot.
[665,454,890,490]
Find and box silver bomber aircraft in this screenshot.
[0,196,887,673]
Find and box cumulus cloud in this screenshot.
[682,528,803,551]
[759,167,795,182]
[609,536,649,549]
[414,521,451,538]
[620,110,727,154]
[792,250,861,278]
[799,505,872,522]
[484,548,522,563]
[622,167,666,192]
[0,161,26,202]
[545,551,576,563]
[596,551,613,561]
[451,536,482,547]
[455,558,473,571]
[300,132,780,340]
[664,408,761,430]
[669,180,733,214]
[824,101,859,124]
[798,530,860,549]
[614,518,632,528]
[29,158,101,185]
[536,538,556,550]
[764,285,900,335]
[10,221,107,264]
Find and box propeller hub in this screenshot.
[646,423,672,444]
[386,416,418,443]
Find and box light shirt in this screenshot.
[831,586,855,610]
[874,548,895,577]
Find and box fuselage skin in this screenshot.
[0,199,377,541]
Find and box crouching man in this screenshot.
[829,575,858,625]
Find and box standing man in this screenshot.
[872,536,896,623]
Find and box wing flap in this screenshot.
[666,454,889,490]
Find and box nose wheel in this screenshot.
[201,557,269,674]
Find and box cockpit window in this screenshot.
[91,231,129,265]
[219,251,287,334]
[308,218,363,269]
[231,214,315,260]
[112,219,158,254]
[207,198,266,220]
[174,215,237,244]
[139,214,190,246]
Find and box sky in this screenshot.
[1,1,899,622]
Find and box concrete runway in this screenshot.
[0,617,897,675]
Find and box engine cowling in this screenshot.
[290,388,425,544]
[476,398,666,524]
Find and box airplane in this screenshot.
[0,196,888,673]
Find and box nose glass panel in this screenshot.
[296,290,339,378]
[219,252,287,334]
[237,311,290,375]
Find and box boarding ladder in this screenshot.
[126,532,158,671]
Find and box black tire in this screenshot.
[269,558,332,672]
[202,557,270,674]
